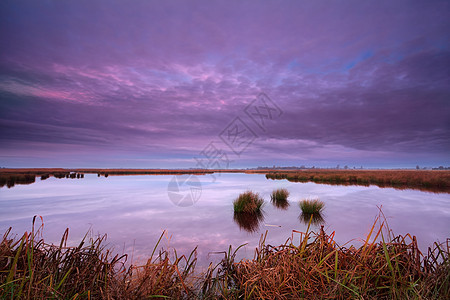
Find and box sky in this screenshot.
[0,0,449,169]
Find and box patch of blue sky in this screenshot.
[344,50,374,71]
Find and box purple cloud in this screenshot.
[0,0,449,168]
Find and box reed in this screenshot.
[233,191,264,213]
[201,213,450,299]
[0,174,35,188]
[265,170,450,193]
[270,188,290,209]
[1,215,449,299]
[0,219,196,299]
[299,198,324,214]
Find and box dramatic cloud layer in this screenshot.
[1,0,449,168]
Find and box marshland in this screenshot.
[1,171,449,298]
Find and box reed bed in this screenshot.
[1,215,449,299]
[0,219,196,299]
[0,174,36,188]
[202,213,450,299]
[265,170,450,193]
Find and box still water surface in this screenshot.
[1,173,449,267]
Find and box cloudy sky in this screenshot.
[1,0,449,168]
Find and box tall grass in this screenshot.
[299,198,324,214]
[270,188,290,209]
[2,215,449,299]
[200,213,450,299]
[0,219,197,299]
[233,191,264,213]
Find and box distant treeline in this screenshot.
[265,170,450,193]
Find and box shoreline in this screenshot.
[1,168,449,193]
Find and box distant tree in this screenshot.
[344,165,348,170]
[336,164,340,169]
[416,165,420,170]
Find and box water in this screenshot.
[1,173,449,268]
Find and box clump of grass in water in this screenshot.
[233,191,264,213]
[299,197,324,214]
[270,188,290,209]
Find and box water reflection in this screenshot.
[1,173,449,269]
[299,212,325,225]
[233,211,265,233]
[271,199,290,210]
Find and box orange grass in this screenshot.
[265,169,450,192]
[1,214,449,299]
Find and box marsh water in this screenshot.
[1,173,449,268]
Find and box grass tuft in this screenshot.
[299,198,325,214]
[233,191,264,213]
[270,188,290,209]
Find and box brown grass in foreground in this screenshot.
[1,213,449,299]
[265,169,450,193]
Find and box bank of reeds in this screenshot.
[0,218,196,299]
[0,174,35,188]
[265,170,450,193]
[1,215,449,299]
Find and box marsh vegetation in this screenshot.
[270,188,290,209]
[265,170,450,192]
[1,215,448,299]
[233,191,264,214]
[299,198,325,214]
